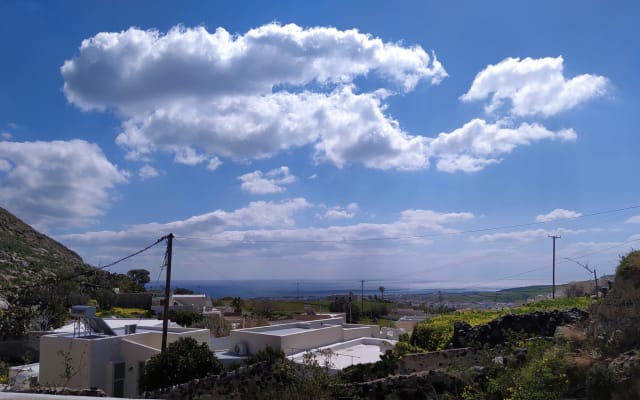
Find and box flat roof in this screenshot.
[291,338,396,370]
[53,318,178,334]
[262,327,309,336]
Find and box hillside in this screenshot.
[0,207,85,287]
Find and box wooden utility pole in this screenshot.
[549,235,560,299]
[161,233,174,353]
[564,257,598,296]
[361,280,365,315]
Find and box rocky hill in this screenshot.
[0,207,85,287]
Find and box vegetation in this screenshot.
[126,269,150,291]
[230,296,244,313]
[95,307,151,318]
[328,295,360,322]
[338,350,399,383]
[407,297,593,351]
[140,337,222,391]
[616,249,640,276]
[168,310,203,327]
[173,287,195,294]
[245,345,286,365]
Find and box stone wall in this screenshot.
[450,309,588,349]
[146,363,292,399]
[146,359,467,400]
[339,370,465,400]
[397,348,482,375]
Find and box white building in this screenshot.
[228,315,395,371]
[151,293,214,315]
[39,311,209,398]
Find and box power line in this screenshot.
[96,236,166,270]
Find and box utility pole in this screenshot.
[296,282,300,300]
[161,233,174,353]
[361,280,365,316]
[549,235,560,299]
[564,257,598,296]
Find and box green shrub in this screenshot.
[585,362,613,400]
[140,337,222,391]
[508,345,569,400]
[168,310,203,327]
[616,250,640,276]
[246,345,286,365]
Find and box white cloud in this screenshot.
[206,157,222,171]
[1,132,11,140]
[138,164,160,179]
[461,56,608,117]
[428,119,576,173]
[398,209,474,233]
[472,228,578,242]
[323,203,359,219]
[626,216,640,224]
[173,147,207,166]
[536,208,582,223]
[0,140,128,230]
[239,166,296,194]
[59,203,473,267]
[0,159,11,171]
[61,23,445,170]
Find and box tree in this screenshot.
[230,297,244,314]
[127,269,150,290]
[378,286,385,301]
[173,287,194,295]
[328,294,360,323]
[169,310,203,327]
[140,337,222,391]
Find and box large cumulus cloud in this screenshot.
[62,23,446,170]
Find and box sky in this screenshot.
[1,0,639,290]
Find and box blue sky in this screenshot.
[1,0,638,289]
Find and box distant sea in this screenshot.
[145,279,518,299]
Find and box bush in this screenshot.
[616,250,640,277]
[565,281,593,298]
[168,310,203,327]
[140,337,222,391]
[339,350,399,383]
[246,345,286,365]
[585,362,613,400]
[410,323,449,351]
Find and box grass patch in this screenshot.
[96,307,151,318]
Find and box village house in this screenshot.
[37,306,209,398]
[226,314,396,371]
[150,293,214,315]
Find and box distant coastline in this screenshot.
[145,279,544,299]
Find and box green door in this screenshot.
[112,362,125,398]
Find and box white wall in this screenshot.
[39,328,211,397]
[228,318,379,356]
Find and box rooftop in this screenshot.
[291,337,396,371]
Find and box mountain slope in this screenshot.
[0,207,85,286]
